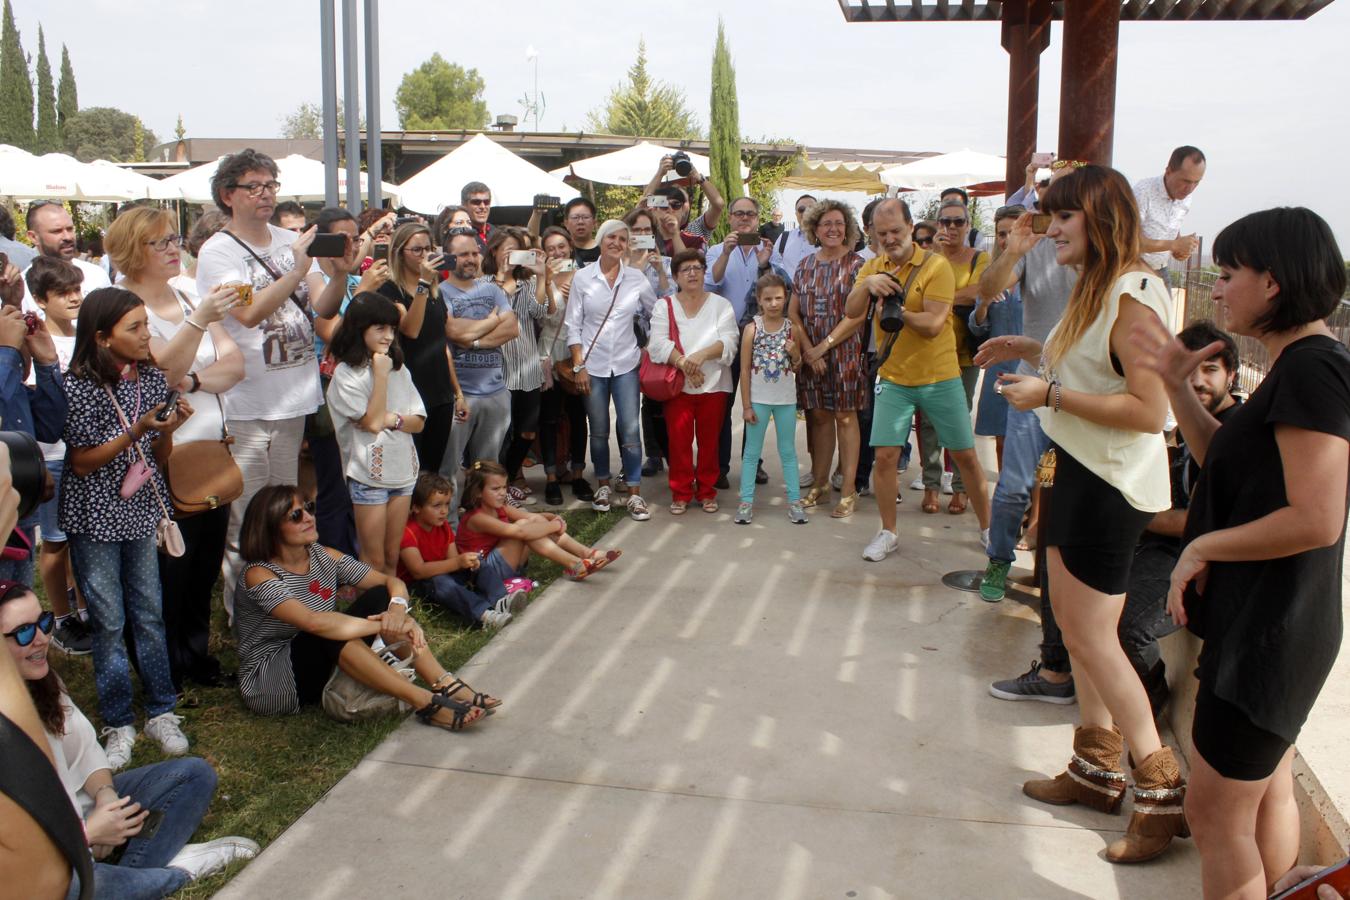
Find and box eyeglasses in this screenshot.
[677,265,706,275]
[730,209,758,218]
[4,610,54,647]
[404,245,433,256]
[566,213,594,222]
[666,198,686,209]
[229,181,282,197]
[937,217,968,229]
[914,235,934,246]
[466,198,491,206]
[285,500,317,523]
[146,234,184,252]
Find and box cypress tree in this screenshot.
[34,25,57,152]
[708,19,742,242]
[56,42,75,144]
[0,0,34,150]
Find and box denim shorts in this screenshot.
[347,479,415,506]
[37,457,66,544]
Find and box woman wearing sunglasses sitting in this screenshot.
[0,580,259,896]
[231,485,498,731]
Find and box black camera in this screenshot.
[878,273,906,334]
[671,151,693,178]
[0,431,46,520]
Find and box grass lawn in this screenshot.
[45,506,624,897]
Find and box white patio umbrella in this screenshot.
[880,149,1007,194]
[154,153,401,205]
[549,140,748,186]
[398,134,577,214]
[0,146,80,198]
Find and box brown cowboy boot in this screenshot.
[1105,746,1190,864]
[1023,725,1127,813]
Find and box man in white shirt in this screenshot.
[21,201,112,311]
[769,194,818,288]
[1134,146,1205,279]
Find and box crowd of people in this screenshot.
[1,141,1348,900]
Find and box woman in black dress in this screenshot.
[1134,207,1349,897]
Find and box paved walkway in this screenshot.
[219,429,1200,899]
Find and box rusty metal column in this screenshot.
[1058,0,1120,166]
[1001,0,1052,196]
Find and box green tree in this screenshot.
[34,25,57,152]
[131,116,145,161]
[279,99,361,139]
[394,54,488,130]
[62,106,157,162]
[174,113,185,141]
[0,0,33,150]
[707,20,741,241]
[585,39,700,140]
[56,42,75,141]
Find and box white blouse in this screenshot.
[564,263,657,377]
[647,292,739,395]
[45,696,111,819]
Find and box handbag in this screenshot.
[104,384,186,558]
[322,639,416,722]
[113,376,150,499]
[639,295,686,401]
[164,292,244,516]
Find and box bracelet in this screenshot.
[392,414,404,432]
[1053,382,1063,413]
[1043,384,1052,408]
[185,318,207,334]
[187,371,201,394]
[389,596,409,609]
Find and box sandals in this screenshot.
[948,492,968,515]
[567,558,603,581]
[801,485,827,508]
[416,693,483,731]
[831,493,857,518]
[588,549,622,572]
[670,500,688,515]
[702,498,719,514]
[433,675,501,711]
[920,488,941,514]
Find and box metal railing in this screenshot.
[1180,270,1350,395]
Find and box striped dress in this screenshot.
[494,276,549,392]
[794,252,868,410]
[233,544,372,715]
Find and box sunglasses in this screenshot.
[286,501,317,523]
[466,198,491,206]
[5,610,54,647]
[914,235,934,245]
[937,217,968,228]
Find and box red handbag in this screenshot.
[639,296,686,401]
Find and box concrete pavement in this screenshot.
[219,427,1200,899]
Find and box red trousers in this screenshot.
[664,391,727,502]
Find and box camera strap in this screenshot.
[870,255,933,386]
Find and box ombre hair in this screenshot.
[105,206,177,279]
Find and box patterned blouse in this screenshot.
[793,252,868,411]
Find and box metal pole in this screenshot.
[320,0,339,207]
[342,0,361,213]
[363,0,381,210]
[1058,0,1120,166]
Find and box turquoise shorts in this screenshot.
[870,377,975,450]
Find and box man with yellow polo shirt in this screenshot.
[841,199,992,561]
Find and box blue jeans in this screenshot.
[66,757,217,900]
[986,405,1050,565]
[415,573,493,623]
[739,403,800,503]
[454,548,519,605]
[583,367,642,487]
[68,534,178,727]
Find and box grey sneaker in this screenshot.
[787,501,808,524]
[591,484,611,512]
[51,616,92,656]
[481,608,513,629]
[989,661,1076,705]
[627,493,651,521]
[734,502,753,524]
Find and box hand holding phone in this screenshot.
[372,244,390,263]
[156,390,181,423]
[1031,213,1052,235]
[1030,152,1055,168]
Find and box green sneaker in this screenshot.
[979,559,1010,602]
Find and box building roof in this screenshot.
[835,0,1336,22]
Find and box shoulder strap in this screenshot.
[172,290,229,441]
[664,295,684,354]
[580,271,625,367]
[220,230,308,313]
[873,254,936,376]
[0,713,95,899]
[970,251,985,275]
[777,230,789,256]
[103,384,175,523]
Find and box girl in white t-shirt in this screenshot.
[325,294,426,576]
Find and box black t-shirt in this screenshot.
[573,245,601,267]
[1183,335,1350,743]
[379,281,453,406]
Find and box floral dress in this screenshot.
[794,252,867,410]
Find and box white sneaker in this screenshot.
[100,725,137,771]
[941,471,954,495]
[495,588,529,616]
[909,476,924,491]
[862,529,899,562]
[830,470,843,491]
[145,712,189,756]
[627,493,651,521]
[856,476,872,497]
[799,471,816,489]
[168,836,260,881]
[481,608,513,629]
[591,484,611,512]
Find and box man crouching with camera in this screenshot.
[842,198,992,562]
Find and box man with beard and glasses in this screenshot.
[22,201,112,312]
[990,320,1243,714]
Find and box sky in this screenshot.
[25,0,1350,248]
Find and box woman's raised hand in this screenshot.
[419,253,444,283]
[1005,212,1043,257]
[973,334,1040,369]
[1129,314,1226,393]
[192,284,241,328]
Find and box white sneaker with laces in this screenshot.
[830,470,844,491]
[941,471,954,495]
[481,608,513,629]
[799,471,816,489]
[862,529,899,562]
[627,493,651,521]
[909,476,924,491]
[100,725,137,771]
[591,484,611,512]
[145,712,189,756]
[167,836,260,881]
[495,588,529,615]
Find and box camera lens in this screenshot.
[0,431,45,520]
[671,151,693,178]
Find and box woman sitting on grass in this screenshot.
[232,485,499,731]
[457,461,621,589]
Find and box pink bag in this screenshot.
[104,383,185,558]
[120,459,153,499]
[638,296,686,402]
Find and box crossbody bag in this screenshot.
[104,384,185,557]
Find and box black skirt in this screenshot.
[1040,444,1154,595]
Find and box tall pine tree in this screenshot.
[34,25,57,152]
[708,19,742,242]
[57,42,75,144]
[0,0,34,150]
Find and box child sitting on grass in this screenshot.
[458,461,620,584]
[398,473,524,629]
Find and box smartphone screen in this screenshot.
[1031,213,1052,234]
[156,391,180,422]
[1030,152,1055,167]
[308,233,348,257]
[138,809,166,842]
[737,231,761,247]
[372,244,390,263]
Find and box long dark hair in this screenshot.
[0,583,65,736]
[327,292,405,370]
[240,484,308,562]
[68,287,153,385]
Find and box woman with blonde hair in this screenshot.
[991,165,1184,864]
[792,199,868,518]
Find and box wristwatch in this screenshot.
[572,363,586,374]
[472,338,480,350]
[415,280,430,295]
